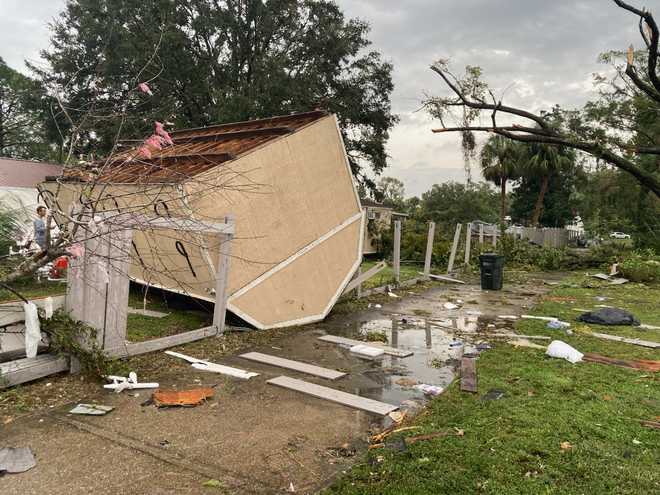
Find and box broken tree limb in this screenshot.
[343,261,387,294]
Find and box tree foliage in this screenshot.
[479,135,521,225]
[0,57,51,159]
[425,0,660,198]
[33,0,397,184]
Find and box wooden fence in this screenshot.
[520,227,571,248]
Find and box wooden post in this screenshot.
[464,223,472,265]
[356,266,363,299]
[423,221,435,277]
[447,223,462,274]
[479,224,484,244]
[393,220,401,284]
[492,226,497,248]
[102,227,132,350]
[212,215,233,334]
[425,319,432,349]
[391,318,399,348]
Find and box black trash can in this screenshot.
[479,253,505,290]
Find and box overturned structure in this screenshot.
[43,111,363,329]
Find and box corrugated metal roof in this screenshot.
[0,158,63,189]
[63,110,329,184]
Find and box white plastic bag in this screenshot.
[546,340,583,364]
[23,302,41,359]
[44,296,54,319]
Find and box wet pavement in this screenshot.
[0,273,564,494]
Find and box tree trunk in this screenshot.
[531,175,549,227]
[500,178,507,231]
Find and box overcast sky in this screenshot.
[0,0,645,196]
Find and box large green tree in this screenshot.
[417,181,500,229]
[33,0,396,185]
[518,140,575,226]
[0,57,51,159]
[479,135,521,226]
[426,0,660,199]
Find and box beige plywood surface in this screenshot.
[188,115,361,294]
[229,219,361,328]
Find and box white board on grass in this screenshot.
[267,376,398,416]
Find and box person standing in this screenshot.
[34,206,48,251]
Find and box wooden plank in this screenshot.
[492,226,497,247]
[423,221,435,276]
[267,375,398,416]
[447,223,462,274]
[239,352,346,380]
[105,326,218,357]
[393,220,401,283]
[213,216,233,334]
[418,272,466,284]
[464,222,472,265]
[588,332,660,349]
[317,334,413,357]
[343,261,387,294]
[0,354,70,388]
[0,295,66,327]
[460,357,477,393]
[479,223,484,244]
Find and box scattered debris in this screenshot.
[69,404,114,415]
[582,353,660,372]
[152,388,214,407]
[326,444,357,458]
[590,273,629,285]
[586,332,660,349]
[127,307,169,318]
[560,441,573,451]
[419,272,466,284]
[287,482,296,492]
[481,389,505,401]
[443,302,459,310]
[388,291,399,298]
[104,372,159,393]
[404,428,464,445]
[448,340,465,360]
[640,323,660,330]
[508,338,547,350]
[165,351,259,379]
[367,303,382,309]
[370,426,421,444]
[609,278,629,285]
[641,420,660,430]
[578,308,640,326]
[591,273,610,280]
[547,320,571,330]
[350,344,385,358]
[414,384,444,396]
[632,439,642,445]
[0,447,37,474]
[318,335,413,357]
[460,357,477,393]
[498,315,519,320]
[395,377,418,387]
[388,410,406,423]
[521,315,558,322]
[202,479,223,488]
[546,340,584,364]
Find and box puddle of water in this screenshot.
[319,313,501,406]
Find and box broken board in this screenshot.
[267,375,398,416]
[588,332,660,349]
[460,357,477,393]
[239,352,346,380]
[317,334,413,358]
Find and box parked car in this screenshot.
[609,232,631,239]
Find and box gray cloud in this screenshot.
[0,0,649,196]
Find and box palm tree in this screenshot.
[480,136,521,227]
[521,143,574,227]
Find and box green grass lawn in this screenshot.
[360,260,424,289]
[326,273,660,495]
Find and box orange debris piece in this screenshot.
[152,388,214,407]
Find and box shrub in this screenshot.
[619,250,660,282]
